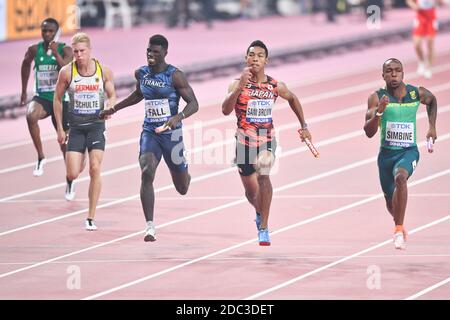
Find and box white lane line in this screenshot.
[3,52,449,152]
[1,116,449,239]
[5,193,449,203]
[2,63,450,175]
[245,216,450,300]
[0,129,369,237]
[0,135,447,284]
[82,169,450,300]
[405,277,450,300]
[2,100,449,205]
[3,254,450,267]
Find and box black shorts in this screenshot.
[235,139,277,176]
[67,122,106,153]
[32,96,69,131]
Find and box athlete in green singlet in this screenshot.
[364,58,437,250]
[20,18,73,183]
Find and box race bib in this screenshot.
[385,121,415,147]
[73,91,101,115]
[37,70,58,92]
[145,99,171,123]
[246,99,274,123]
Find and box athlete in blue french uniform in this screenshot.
[100,34,199,242]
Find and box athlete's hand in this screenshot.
[377,95,389,114]
[99,108,115,120]
[20,92,27,106]
[299,128,311,142]
[238,67,252,89]
[165,114,183,130]
[57,128,66,145]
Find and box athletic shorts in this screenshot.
[67,122,106,153]
[139,128,188,173]
[32,96,69,131]
[235,139,277,176]
[377,146,420,200]
[413,10,438,37]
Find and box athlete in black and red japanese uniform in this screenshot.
[222,40,312,246]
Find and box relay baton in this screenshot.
[427,137,434,153]
[47,28,62,56]
[298,129,319,158]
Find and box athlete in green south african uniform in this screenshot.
[364,58,437,250]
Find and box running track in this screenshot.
[0,36,449,300]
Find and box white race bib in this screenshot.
[385,121,415,147]
[37,70,58,92]
[246,99,274,123]
[145,99,171,123]
[73,91,101,115]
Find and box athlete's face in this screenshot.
[72,42,91,65]
[147,44,167,66]
[245,46,268,73]
[382,60,404,88]
[41,22,58,44]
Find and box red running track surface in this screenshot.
[0,34,449,300]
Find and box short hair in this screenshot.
[149,34,169,51]
[72,32,91,47]
[247,40,268,58]
[383,58,403,71]
[42,17,59,29]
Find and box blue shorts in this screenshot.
[377,146,420,200]
[139,129,188,173]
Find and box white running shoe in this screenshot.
[85,219,98,231]
[423,68,432,79]
[393,232,406,250]
[33,158,46,177]
[144,224,156,242]
[65,180,76,201]
[417,62,426,76]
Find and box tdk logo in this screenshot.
[147,100,166,106]
[390,123,411,130]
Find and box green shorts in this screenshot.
[377,146,419,200]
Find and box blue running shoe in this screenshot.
[255,212,261,231]
[258,228,271,246]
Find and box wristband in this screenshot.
[376,111,383,117]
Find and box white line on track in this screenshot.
[81,168,450,300]
[2,253,450,266]
[244,214,450,300]
[2,63,450,175]
[405,277,450,300]
[4,193,449,203]
[3,51,450,152]
[0,134,448,293]
[1,99,449,205]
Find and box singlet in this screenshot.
[377,84,421,150]
[34,41,65,101]
[136,64,181,134]
[234,75,278,147]
[67,59,105,127]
